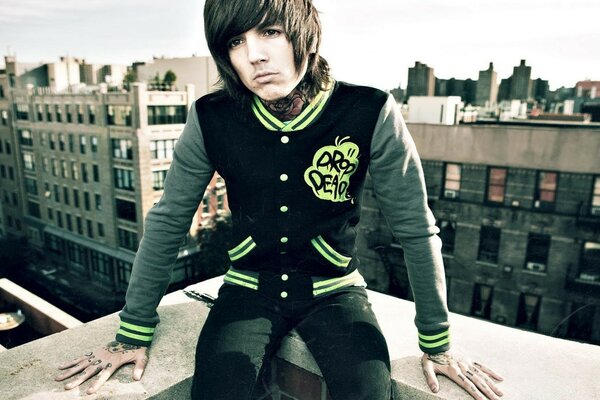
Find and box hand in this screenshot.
[55,340,149,395]
[421,352,504,400]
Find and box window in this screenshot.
[591,177,600,216]
[516,293,541,330]
[524,234,550,272]
[147,105,187,125]
[55,104,62,122]
[61,160,68,178]
[88,105,96,124]
[66,104,73,123]
[8,166,14,180]
[5,141,11,154]
[63,187,70,205]
[91,251,112,281]
[117,260,132,285]
[152,170,168,190]
[12,192,18,206]
[80,135,86,154]
[28,201,41,218]
[534,171,557,211]
[471,284,493,320]
[51,159,58,177]
[486,167,507,204]
[23,152,36,171]
[95,194,102,210]
[91,136,98,153]
[0,165,5,178]
[438,220,456,254]
[1,109,8,125]
[53,184,60,202]
[48,208,54,220]
[76,216,83,234]
[49,133,56,150]
[106,105,132,126]
[84,191,90,210]
[566,303,595,341]
[442,163,461,199]
[46,104,53,122]
[579,242,600,282]
[36,104,43,121]
[66,213,72,231]
[112,139,133,160]
[15,103,29,120]
[71,161,79,180]
[73,189,80,208]
[477,226,501,264]
[68,134,74,152]
[19,130,33,146]
[77,104,84,123]
[150,139,177,159]
[0,140,3,153]
[98,222,105,237]
[202,197,210,214]
[118,229,138,251]
[42,157,49,173]
[116,199,137,222]
[57,211,63,228]
[25,178,38,195]
[87,220,94,238]
[114,168,135,191]
[59,133,66,151]
[93,164,100,182]
[81,163,88,183]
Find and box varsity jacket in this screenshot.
[116,81,451,354]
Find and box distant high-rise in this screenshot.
[407,61,434,100]
[510,59,532,101]
[531,78,550,108]
[475,62,498,107]
[435,78,476,105]
[498,78,512,102]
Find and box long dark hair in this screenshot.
[204,0,330,104]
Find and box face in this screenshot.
[228,25,307,101]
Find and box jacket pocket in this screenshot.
[227,236,257,262]
[310,235,352,268]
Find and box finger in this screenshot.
[86,363,116,395]
[64,361,105,390]
[420,356,440,393]
[463,364,502,400]
[133,354,149,381]
[55,357,95,381]
[443,363,486,400]
[470,366,504,397]
[473,361,504,382]
[57,354,89,370]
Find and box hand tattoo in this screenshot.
[427,352,454,365]
[106,341,141,354]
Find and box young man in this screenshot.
[56,1,504,399]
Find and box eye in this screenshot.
[263,28,281,37]
[228,37,244,49]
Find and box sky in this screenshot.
[0,0,598,91]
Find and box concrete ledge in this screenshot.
[1,276,599,399]
[0,278,82,335]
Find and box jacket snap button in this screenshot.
[280,291,288,298]
[281,274,289,281]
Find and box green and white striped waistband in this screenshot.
[223,267,366,298]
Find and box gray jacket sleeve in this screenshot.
[116,100,215,346]
[368,94,450,354]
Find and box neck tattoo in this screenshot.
[261,86,312,121]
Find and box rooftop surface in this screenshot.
[1,276,599,399]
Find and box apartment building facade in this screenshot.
[5,79,231,295]
[358,121,600,345]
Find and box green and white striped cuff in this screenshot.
[418,328,450,354]
[115,318,156,347]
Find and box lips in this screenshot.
[253,71,277,83]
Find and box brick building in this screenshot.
[358,120,600,345]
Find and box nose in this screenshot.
[246,35,268,64]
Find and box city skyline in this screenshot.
[0,0,599,91]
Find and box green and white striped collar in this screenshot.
[251,81,334,132]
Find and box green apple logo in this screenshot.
[304,136,360,202]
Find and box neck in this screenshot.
[260,85,313,121]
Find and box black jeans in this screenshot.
[190,284,391,400]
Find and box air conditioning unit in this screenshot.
[591,207,600,216]
[526,262,546,272]
[444,190,458,199]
